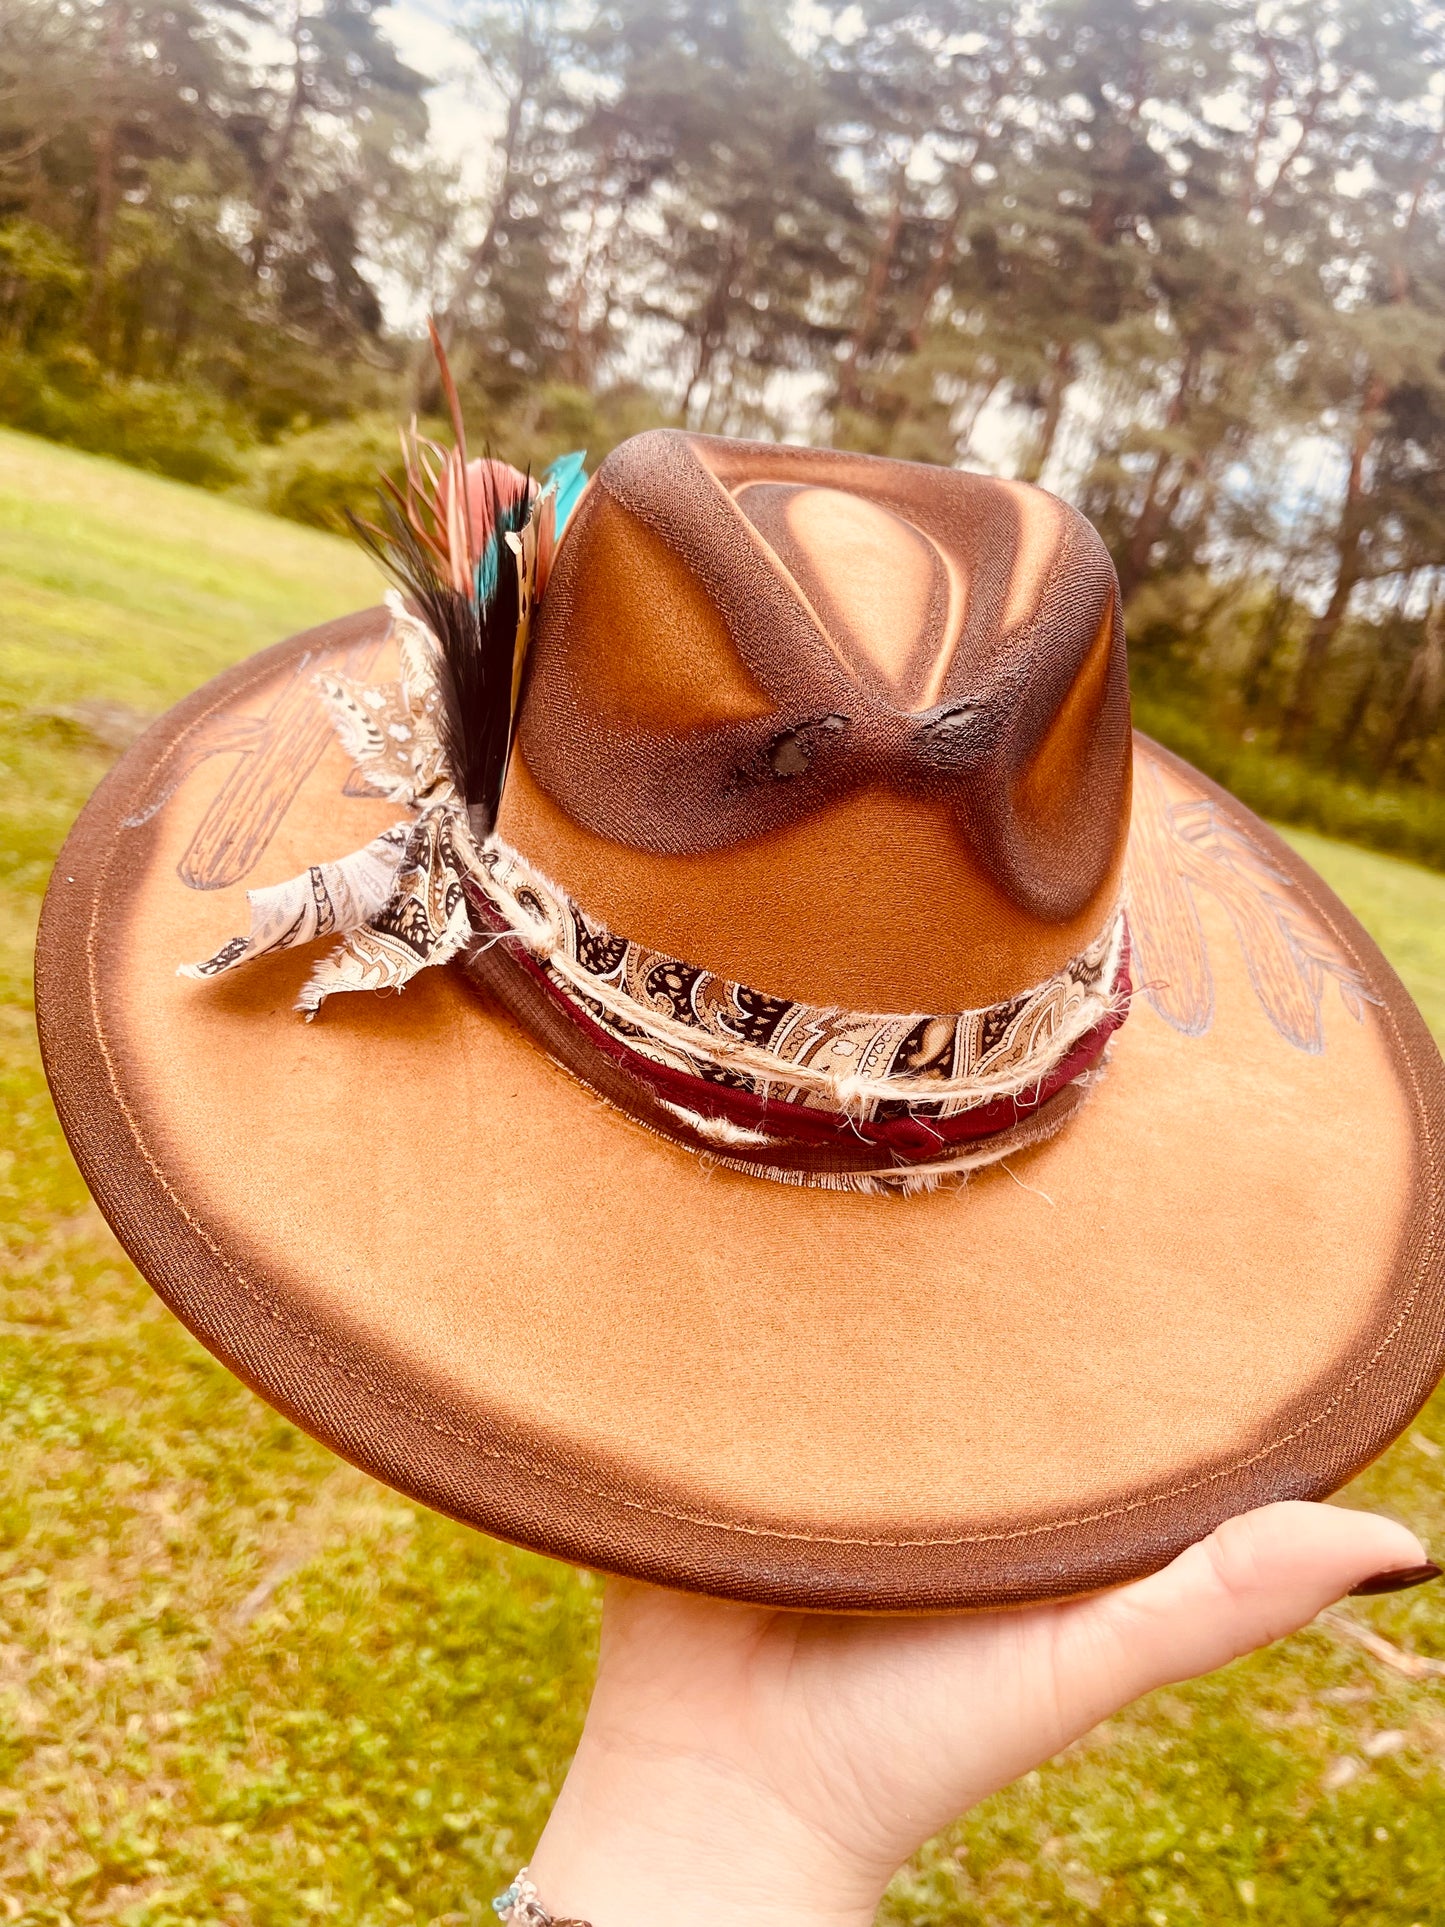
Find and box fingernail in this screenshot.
[1349,1561,1442,1596]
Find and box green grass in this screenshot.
[3,427,1445,1925]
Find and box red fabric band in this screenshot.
[466,875,1131,1173]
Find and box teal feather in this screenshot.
[544,451,588,533]
[473,529,504,605]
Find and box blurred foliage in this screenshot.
[1134,694,1445,873]
[4,429,1445,1925]
[0,348,249,486]
[6,0,1445,847]
[241,382,673,531]
[243,413,407,530]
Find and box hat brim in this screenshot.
[36,611,1445,1610]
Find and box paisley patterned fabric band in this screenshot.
[460,837,1132,1189]
[462,898,1130,1190]
[470,841,1128,1120]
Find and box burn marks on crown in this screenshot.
[516,429,1131,924]
[732,712,850,789]
[914,695,1016,770]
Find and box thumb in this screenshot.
[1057,1501,1433,1721]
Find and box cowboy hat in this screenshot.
[35,427,1445,1610]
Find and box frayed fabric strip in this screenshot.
[470,835,1129,1125]
[700,1075,1096,1193]
[181,599,477,1016]
[462,904,1128,1177]
[657,1100,781,1149]
[178,823,411,982]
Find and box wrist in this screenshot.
[525,1730,885,1927]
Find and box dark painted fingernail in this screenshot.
[1349,1562,1442,1596]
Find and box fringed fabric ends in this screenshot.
[181,594,484,1014]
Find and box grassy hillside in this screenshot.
[0,428,376,708]
[2,428,1445,1926]
[0,429,380,1014]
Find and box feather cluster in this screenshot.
[349,320,586,837]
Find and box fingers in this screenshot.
[1057,1502,1430,1722]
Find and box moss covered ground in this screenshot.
[3,428,1445,1925]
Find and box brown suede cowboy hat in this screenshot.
[35,425,1445,1611]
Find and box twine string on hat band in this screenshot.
[180,601,1131,1191]
[466,838,1129,1118]
[460,898,1129,1191]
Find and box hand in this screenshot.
[526,1502,1433,1927]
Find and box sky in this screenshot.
[386,0,501,200]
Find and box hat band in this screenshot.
[458,837,1131,1192]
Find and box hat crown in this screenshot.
[733,480,950,708]
[496,430,1132,1014]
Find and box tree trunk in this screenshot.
[1377,598,1445,778]
[1241,585,1294,710]
[955,374,1000,459]
[1241,36,1281,214]
[250,0,309,276]
[680,233,743,423]
[1275,102,1441,745]
[836,166,906,412]
[1116,449,1177,602]
[412,52,535,413]
[560,191,606,386]
[1389,110,1445,302]
[559,150,634,389]
[902,191,960,355]
[1117,347,1199,600]
[84,0,129,337]
[1331,665,1376,766]
[1018,341,1073,484]
[1281,374,1385,748]
[432,84,524,341]
[1279,113,1442,747]
[1282,566,1359,750]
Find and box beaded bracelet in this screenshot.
[492,1866,592,1927]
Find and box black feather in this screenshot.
[348,440,534,840]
